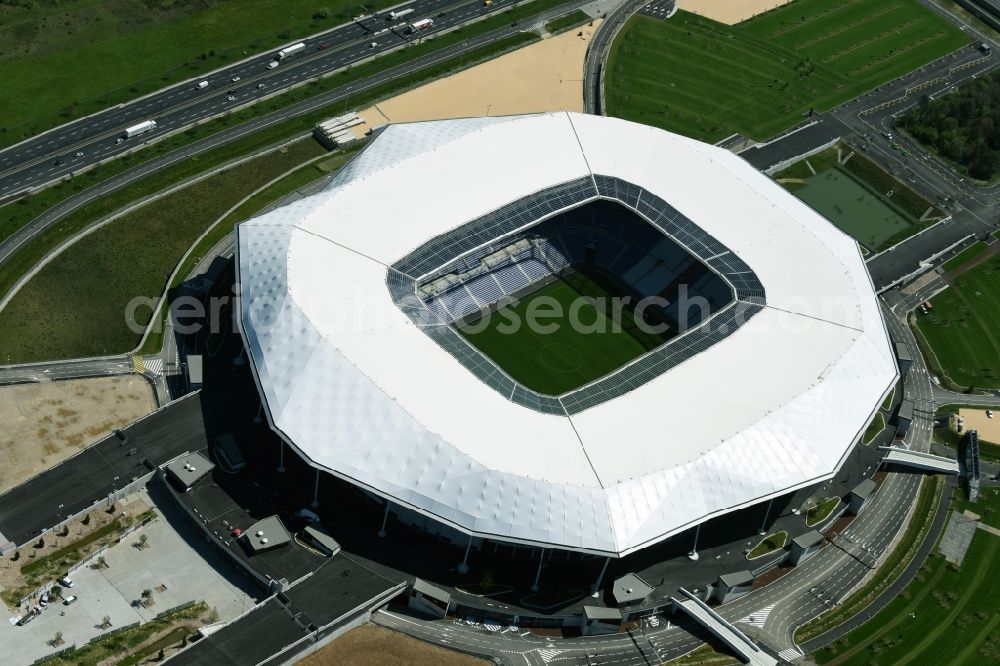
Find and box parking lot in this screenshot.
[2,487,256,665]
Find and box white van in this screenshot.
[267,60,279,70]
[196,80,209,90]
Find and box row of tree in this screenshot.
[900,71,1000,182]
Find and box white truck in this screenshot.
[123,120,157,139]
[409,18,434,32]
[389,7,414,20]
[195,80,209,90]
[277,42,306,59]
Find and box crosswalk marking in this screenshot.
[738,604,775,628]
[537,648,563,663]
[779,647,804,662]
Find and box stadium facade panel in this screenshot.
[235,112,897,557]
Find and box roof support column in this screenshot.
[758,498,774,536]
[311,468,321,509]
[457,535,474,574]
[591,556,611,597]
[378,501,390,538]
[253,401,263,424]
[233,347,245,367]
[531,548,546,592]
[276,440,285,473]
[688,524,700,561]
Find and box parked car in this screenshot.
[63,596,78,606]
[58,576,73,588]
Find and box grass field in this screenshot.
[0,0,392,146]
[545,10,593,34]
[457,270,667,395]
[775,143,944,252]
[606,0,969,143]
[812,529,999,665]
[943,241,989,273]
[0,139,325,363]
[914,253,1000,390]
[796,169,912,250]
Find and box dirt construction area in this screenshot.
[0,376,156,494]
[354,21,598,134]
[677,0,794,24]
[299,625,484,665]
[959,408,1000,445]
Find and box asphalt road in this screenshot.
[0,0,549,200]
[0,355,132,385]
[0,0,595,286]
[0,393,207,547]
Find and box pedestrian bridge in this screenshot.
[878,446,959,474]
[671,588,777,666]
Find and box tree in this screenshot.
[101,615,112,629]
[82,512,91,526]
[96,555,108,569]
[141,588,153,607]
[137,534,148,550]
[52,631,63,646]
[158,648,165,661]
[36,536,44,549]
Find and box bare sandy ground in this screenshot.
[299,625,484,665]
[678,0,794,24]
[0,376,156,494]
[353,21,599,135]
[959,408,1000,445]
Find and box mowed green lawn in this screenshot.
[457,272,664,395]
[915,253,1000,389]
[812,530,1000,665]
[0,0,388,144]
[606,0,969,142]
[795,168,913,250]
[0,138,326,363]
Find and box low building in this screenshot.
[895,342,911,379]
[897,399,914,436]
[186,355,203,389]
[848,478,877,515]
[408,579,451,618]
[714,570,754,603]
[165,452,215,492]
[242,516,291,554]
[301,524,340,557]
[581,606,623,635]
[790,530,824,565]
[612,573,654,606]
[214,433,245,472]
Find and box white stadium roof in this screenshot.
[235,112,897,557]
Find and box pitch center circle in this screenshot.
[540,342,584,373]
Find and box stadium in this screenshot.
[234,112,898,567]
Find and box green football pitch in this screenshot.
[914,252,1000,390]
[606,0,969,143]
[456,271,668,395]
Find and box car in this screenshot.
[882,131,894,141]
[267,60,279,69]
[74,151,84,157]
[231,75,241,82]
[63,596,78,606]
[115,137,124,144]
[58,576,73,588]
[17,611,37,626]
[369,41,378,48]
[257,83,266,89]
[39,594,48,607]
[318,42,328,50]
[988,410,994,419]
[227,95,236,102]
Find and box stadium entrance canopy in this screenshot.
[235,112,897,557]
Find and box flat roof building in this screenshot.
[165,452,215,492]
[243,516,291,554]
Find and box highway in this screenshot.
[0,0,548,200]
